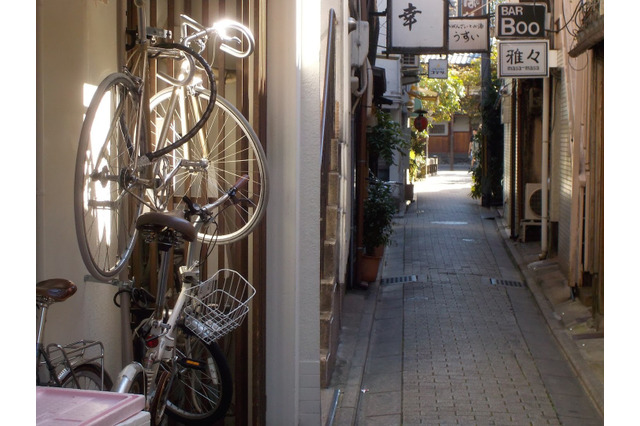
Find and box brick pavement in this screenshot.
[324,170,603,425]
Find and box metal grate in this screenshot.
[490,278,525,288]
[381,275,418,284]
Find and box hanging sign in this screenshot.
[387,0,448,54]
[497,3,547,38]
[498,40,549,78]
[448,17,489,53]
[428,59,448,79]
[460,0,485,17]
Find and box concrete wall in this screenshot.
[36,0,124,381]
[265,0,322,423]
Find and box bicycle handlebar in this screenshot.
[180,15,255,58]
[183,174,250,220]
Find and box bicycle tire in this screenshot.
[149,89,269,244]
[60,363,114,391]
[163,326,233,424]
[145,43,217,161]
[150,369,171,426]
[74,72,145,281]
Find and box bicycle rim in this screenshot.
[74,72,145,281]
[149,88,268,244]
[60,363,113,391]
[164,327,232,424]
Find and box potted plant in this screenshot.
[360,177,398,282]
[367,107,410,173]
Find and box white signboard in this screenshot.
[387,0,448,54]
[428,59,448,79]
[448,17,489,53]
[498,40,549,78]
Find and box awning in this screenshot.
[569,15,604,57]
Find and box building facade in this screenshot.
[500,0,604,326]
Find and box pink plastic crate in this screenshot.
[36,387,146,425]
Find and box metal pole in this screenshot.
[540,77,550,259]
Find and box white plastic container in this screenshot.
[36,387,147,425]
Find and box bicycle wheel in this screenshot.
[74,72,145,281]
[163,326,233,424]
[60,363,114,391]
[150,370,171,426]
[149,89,269,244]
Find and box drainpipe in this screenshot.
[539,77,550,259]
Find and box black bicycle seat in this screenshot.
[136,211,197,242]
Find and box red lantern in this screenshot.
[414,112,428,132]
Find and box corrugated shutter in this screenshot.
[555,54,573,275]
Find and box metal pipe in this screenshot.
[540,77,550,259]
[325,389,342,426]
[320,8,337,167]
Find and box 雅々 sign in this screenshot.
[497,3,546,38]
[387,0,448,54]
[498,40,549,78]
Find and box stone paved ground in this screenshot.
[325,170,603,426]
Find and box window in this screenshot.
[429,123,448,135]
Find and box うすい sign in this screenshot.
[448,17,489,53]
[387,0,449,54]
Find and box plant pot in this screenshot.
[360,254,382,283]
[372,245,385,258]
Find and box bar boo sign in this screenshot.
[497,3,546,38]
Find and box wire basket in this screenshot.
[183,269,256,344]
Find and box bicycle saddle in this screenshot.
[36,279,77,302]
[136,211,197,242]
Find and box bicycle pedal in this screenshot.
[178,357,206,371]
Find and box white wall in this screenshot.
[37,0,123,380]
[265,0,322,423]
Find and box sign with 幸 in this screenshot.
[497,3,547,38]
[498,40,549,78]
[387,0,448,54]
[448,17,489,53]
[428,59,448,79]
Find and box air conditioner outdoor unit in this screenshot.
[524,183,543,220]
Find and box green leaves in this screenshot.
[363,177,397,254]
[367,108,410,165]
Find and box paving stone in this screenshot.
[325,171,602,425]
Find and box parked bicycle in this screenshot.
[74,0,267,282]
[107,176,256,424]
[36,279,113,391]
[69,2,268,424]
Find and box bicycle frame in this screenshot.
[119,8,254,211]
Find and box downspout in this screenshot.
[539,77,550,259]
[510,80,517,239]
[117,0,134,368]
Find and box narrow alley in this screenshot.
[325,168,603,425]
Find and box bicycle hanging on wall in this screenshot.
[69,1,268,423]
